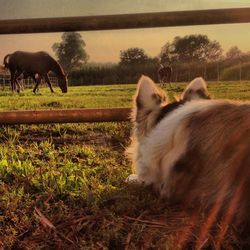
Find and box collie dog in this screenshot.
[127,76,250,222]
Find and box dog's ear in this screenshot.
[135,75,167,111]
[181,77,210,101]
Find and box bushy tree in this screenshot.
[119,47,151,65]
[205,40,223,62]
[226,46,243,60]
[52,32,89,72]
[160,34,222,64]
[159,42,177,65]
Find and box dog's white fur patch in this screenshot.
[128,100,221,186]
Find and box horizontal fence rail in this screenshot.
[1,8,250,34]
[0,108,131,125]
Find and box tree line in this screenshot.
[52,32,250,85]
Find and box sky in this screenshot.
[1,0,250,63]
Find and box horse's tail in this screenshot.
[3,54,11,68]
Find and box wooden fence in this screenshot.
[1,8,250,124]
[1,8,250,34]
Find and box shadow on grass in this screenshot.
[3,180,249,250]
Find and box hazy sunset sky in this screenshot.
[1,0,250,63]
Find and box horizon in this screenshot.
[1,23,250,64]
[1,1,250,64]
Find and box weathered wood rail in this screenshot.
[1,8,250,34]
[0,108,131,125]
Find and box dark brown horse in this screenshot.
[158,64,172,87]
[3,51,67,93]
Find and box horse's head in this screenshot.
[58,74,68,93]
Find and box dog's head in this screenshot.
[132,76,210,140]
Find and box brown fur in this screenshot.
[128,76,250,227]
[4,51,67,93]
[127,76,250,248]
[165,102,250,223]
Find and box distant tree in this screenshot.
[204,40,223,62]
[226,46,243,60]
[52,32,89,72]
[119,47,150,65]
[160,34,223,64]
[225,46,245,81]
[159,42,177,65]
[175,35,203,62]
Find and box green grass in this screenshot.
[0,81,249,249]
[1,80,250,110]
[0,84,136,110]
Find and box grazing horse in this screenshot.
[158,64,172,87]
[3,51,68,93]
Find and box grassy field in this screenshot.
[1,80,250,111]
[0,81,250,249]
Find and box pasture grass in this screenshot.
[0,84,135,110]
[0,80,250,110]
[0,81,250,249]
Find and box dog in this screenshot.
[127,75,250,224]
